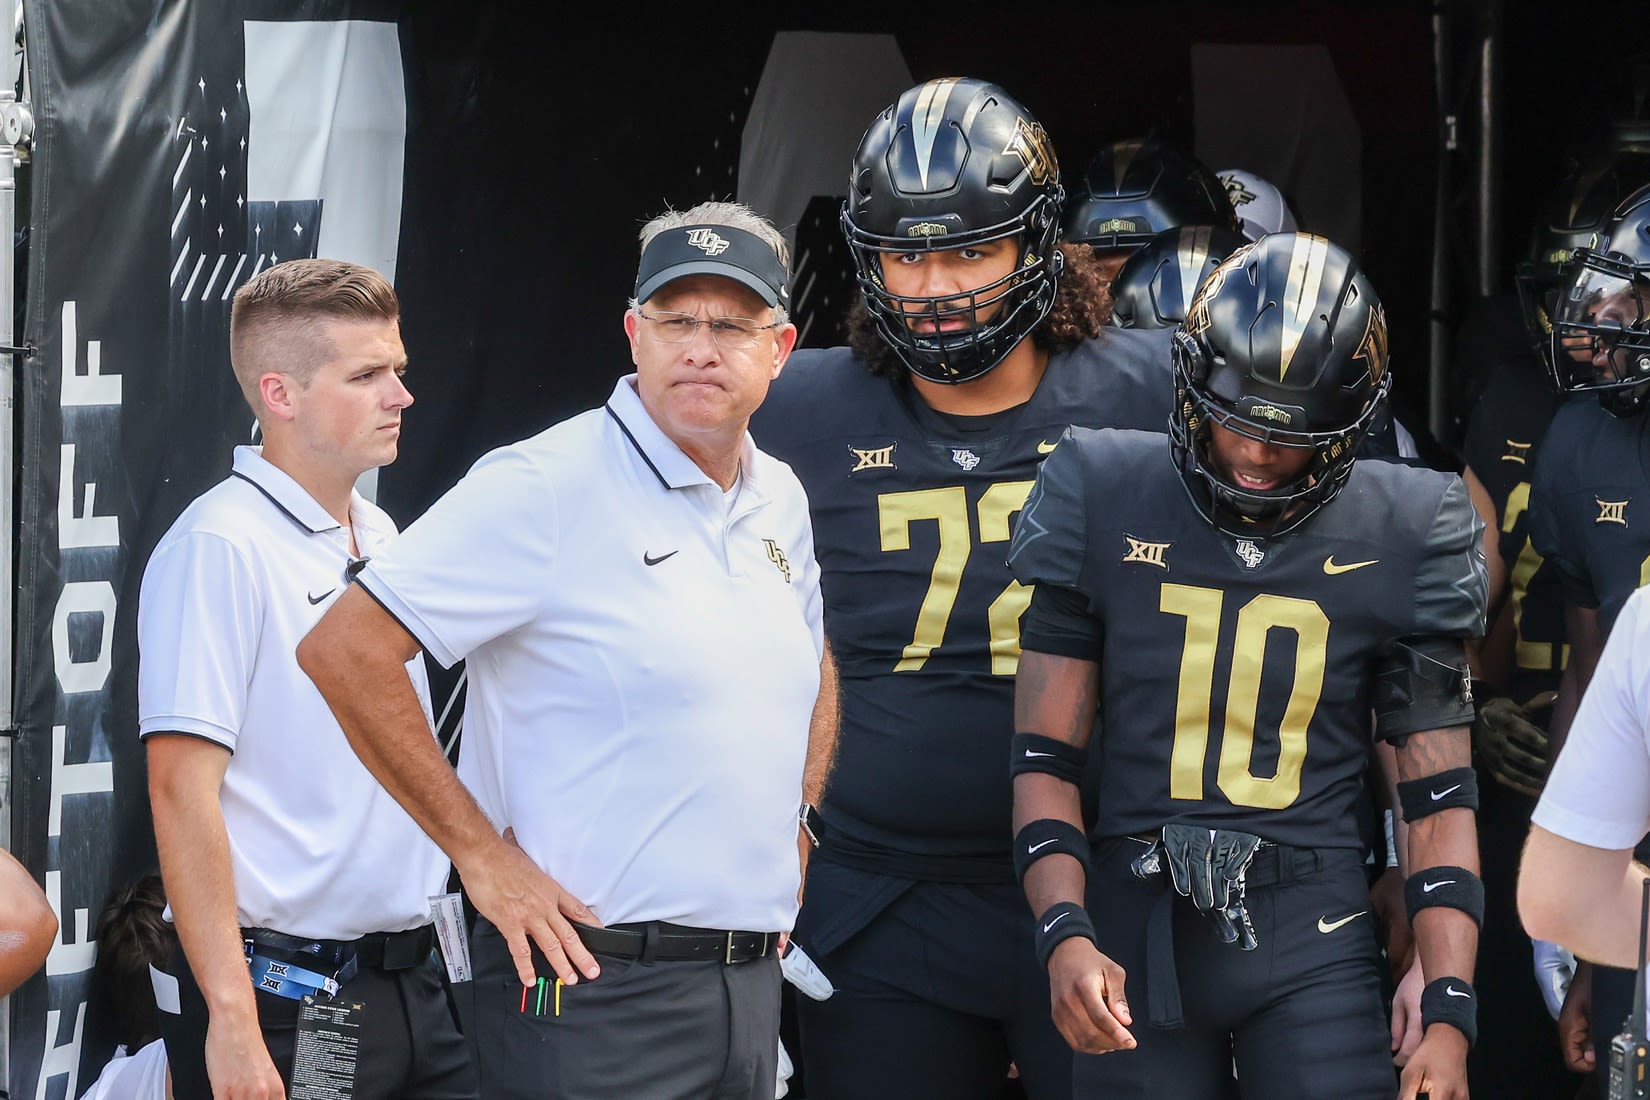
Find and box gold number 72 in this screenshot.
[878,482,1036,675]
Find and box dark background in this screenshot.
[384,0,1647,522]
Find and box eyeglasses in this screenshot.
[635,309,783,351]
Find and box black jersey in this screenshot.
[1007,429,1486,850]
[1527,399,1650,635]
[750,328,1175,876]
[1460,347,1568,698]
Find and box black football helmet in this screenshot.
[842,77,1064,385]
[1515,149,1650,366]
[1549,182,1650,417]
[1170,232,1392,538]
[1062,137,1239,253]
[1110,223,1251,330]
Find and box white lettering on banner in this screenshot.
[59,301,122,407]
[46,722,113,838]
[57,444,121,548]
[42,870,94,976]
[36,299,122,1089]
[33,1004,85,1100]
[50,580,116,695]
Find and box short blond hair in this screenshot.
[229,259,399,410]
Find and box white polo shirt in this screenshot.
[359,376,824,933]
[138,447,449,939]
[1535,586,1650,848]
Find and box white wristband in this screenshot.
[1384,809,1400,868]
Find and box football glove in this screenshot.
[1474,690,1556,797]
[1134,824,1263,950]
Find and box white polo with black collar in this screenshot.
[138,447,448,939]
[359,375,824,933]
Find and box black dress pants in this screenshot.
[159,925,476,1100]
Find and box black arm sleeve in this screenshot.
[1373,635,1476,741]
[1020,582,1103,661]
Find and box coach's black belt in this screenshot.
[574,921,776,964]
[243,922,435,972]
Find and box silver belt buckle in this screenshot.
[725,931,771,964]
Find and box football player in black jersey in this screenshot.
[1453,148,1650,1098]
[748,78,1178,1100]
[1525,179,1650,1081]
[1063,136,1239,292]
[1007,233,1486,1099]
[1108,224,1251,332]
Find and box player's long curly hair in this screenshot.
[847,242,1115,381]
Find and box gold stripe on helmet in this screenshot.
[910,78,962,191]
[1177,226,1213,308]
[1113,140,1144,192]
[1280,234,1330,380]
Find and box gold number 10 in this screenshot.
[1160,583,1328,809]
[878,482,1036,675]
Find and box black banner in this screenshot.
[12,3,414,1093]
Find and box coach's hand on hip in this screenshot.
[469,827,603,987]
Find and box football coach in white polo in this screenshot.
[140,259,474,1100]
[299,200,837,1099]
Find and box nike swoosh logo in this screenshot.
[1446,986,1470,998]
[643,551,679,567]
[307,589,336,605]
[1317,911,1366,934]
[1430,784,1462,801]
[1323,556,1379,575]
[1037,440,1058,454]
[1028,839,1059,854]
[1042,912,1071,934]
[1024,750,1054,758]
[1422,880,1455,892]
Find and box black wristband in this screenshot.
[1420,977,1478,1048]
[1405,866,1485,928]
[1033,901,1097,969]
[1397,766,1479,821]
[1013,819,1092,886]
[1010,733,1087,785]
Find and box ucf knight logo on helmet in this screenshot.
[1004,118,1057,187]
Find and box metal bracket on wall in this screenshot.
[0,98,32,159]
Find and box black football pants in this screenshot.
[792,860,1073,1100]
[1075,837,1396,1100]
